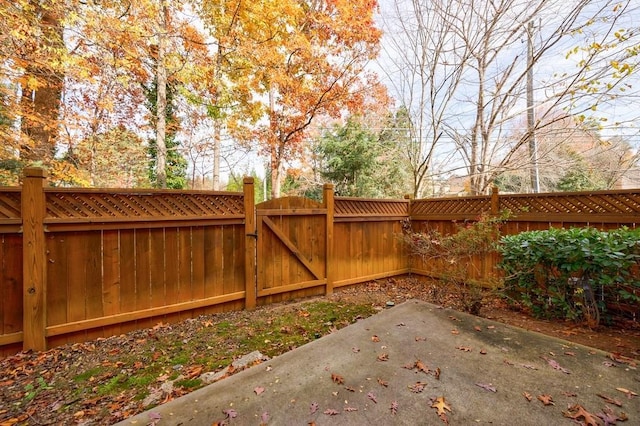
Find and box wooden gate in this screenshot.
[254,195,331,303]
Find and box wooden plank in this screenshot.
[0,331,22,346]
[3,235,23,336]
[232,226,244,294]
[256,208,326,216]
[102,230,120,336]
[257,279,326,297]
[135,229,152,329]
[44,216,243,232]
[164,227,180,323]
[149,228,166,310]
[203,226,221,298]
[243,177,256,309]
[66,232,88,326]
[84,231,104,342]
[46,291,245,336]
[177,227,192,319]
[118,230,136,333]
[22,168,47,351]
[324,184,334,295]
[192,227,205,316]
[333,269,410,288]
[223,225,236,296]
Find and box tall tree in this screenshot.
[208,0,387,198]
[381,0,639,195]
[315,117,408,197]
[379,0,468,197]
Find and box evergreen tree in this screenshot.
[143,80,187,189]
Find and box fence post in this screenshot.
[243,177,257,309]
[22,167,48,352]
[404,194,413,273]
[491,186,500,215]
[323,184,334,295]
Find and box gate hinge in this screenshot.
[246,232,258,239]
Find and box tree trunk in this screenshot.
[20,3,64,164]
[155,0,168,188]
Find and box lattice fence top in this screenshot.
[501,191,640,216]
[335,198,409,217]
[0,190,21,220]
[45,189,245,220]
[411,196,491,217]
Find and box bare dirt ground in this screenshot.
[1,276,638,426]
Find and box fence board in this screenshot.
[119,229,137,333]
[102,230,120,336]
[164,228,180,323]
[135,229,152,329]
[1,235,22,337]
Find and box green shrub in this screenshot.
[497,227,640,324]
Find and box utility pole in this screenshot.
[527,21,540,193]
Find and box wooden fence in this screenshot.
[0,170,409,356]
[410,187,640,281]
[1,169,639,356]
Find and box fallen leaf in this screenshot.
[433,367,441,380]
[430,396,452,423]
[390,401,399,415]
[415,359,430,374]
[377,353,389,362]
[523,392,532,401]
[352,347,360,353]
[415,336,427,341]
[254,386,265,395]
[344,386,355,392]
[148,412,161,426]
[448,316,459,321]
[371,335,380,342]
[474,326,482,332]
[479,349,487,355]
[537,394,554,406]
[260,411,269,424]
[541,356,570,374]
[564,351,576,356]
[310,402,319,414]
[561,391,577,397]
[475,383,497,392]
[456,346,472,352]
[520,364,538,370]
[596,406,628,425]
[377,378,388,387]
[344,407,358,412]
[450,329,459,335]
[597,393,622,407]
[223,408,238,419]
[331,373,344,385]
[409,382,427,393]
[323,408,339,416]
[616,387,638,398]
[563,404,599,426]
[609,352,638,367]
[367,392,377,403]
